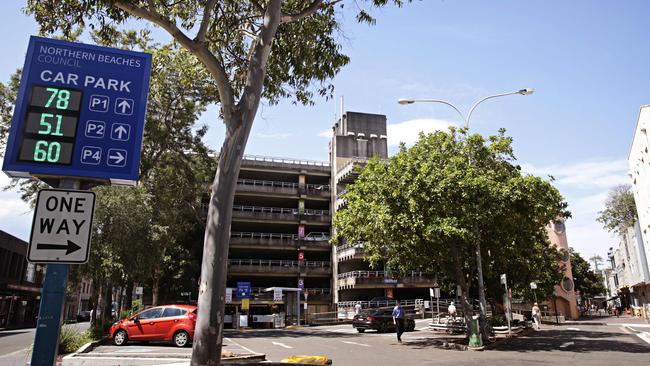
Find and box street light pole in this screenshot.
[398,88,534,337]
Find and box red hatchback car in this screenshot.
[109,305,197,347]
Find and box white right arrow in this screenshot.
[109,151,125,164]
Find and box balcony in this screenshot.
[336,242,365,261]
[235,287,331,303]
[228,259,332,276]
[336,270,435,290]
[236,178,299,196]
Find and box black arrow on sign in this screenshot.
[37,240,82,255]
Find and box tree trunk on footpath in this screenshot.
[451,245,474,339]
[91,283,101,326]
[101,283,112,324]
[122,281,134,315]
[152,272,160,306]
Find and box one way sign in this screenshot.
[28,189,96,264]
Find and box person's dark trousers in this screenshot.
[395,318,404,342]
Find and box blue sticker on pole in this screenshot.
[2,36,152,186]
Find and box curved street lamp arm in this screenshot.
[465,91,521,129]
[407,99,466,125]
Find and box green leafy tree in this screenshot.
[570,248,606,299]
[597,184,637,235]
[334,128,568,339]
[24,2,412,363]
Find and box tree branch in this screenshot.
[195,0,216,44]
[113,1,236,120]
[249,0,265,15]
[237,0,282,112]
[280,0,323,23]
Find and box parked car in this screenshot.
[76,310,91,322]
[109,305,197,347]
[352,308,415,333]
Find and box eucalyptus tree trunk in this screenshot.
[122,281,134,315]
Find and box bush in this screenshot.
[489,315,507,327]
[88,321,112,340]
[58,326,91,355]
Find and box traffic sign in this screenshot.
[28,189,95,264]
[237,282,251,299]
[2,36,152,186]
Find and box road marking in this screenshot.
[224,337,257,355]
[272,341,293,349]
[567,327,580,331]
[620,326,632,334]
[342,341,371,347]
[637,332,650,346]
[559,341,574,348]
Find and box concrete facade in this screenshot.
[545,221,580,320]
[220,155,333,325]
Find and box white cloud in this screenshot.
[521,159,629,190]
[0,173,32,240]
[318,129,333,138]
[257,132,292,139]
[387,118,455,147]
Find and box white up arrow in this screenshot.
[117,99,131,114]
[114,125,128,139]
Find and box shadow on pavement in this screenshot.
[492,329,650,354]
[0,330,31,338]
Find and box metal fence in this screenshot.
[231,232,299,240]
[243,154,330,167]
[336,270,427,279]
[237,178,298,189]
[228,259,331,268]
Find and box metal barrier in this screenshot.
[232,205,297,214]
[243,154,330,167]
[237,178,298,189]
[228,259,331,268]
[305,183,330,191]
[231,232,299,240]
[336,270,426,279]
[303,208,330,216]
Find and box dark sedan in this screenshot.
[352,308,415,333]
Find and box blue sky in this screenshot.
[0,0,645,264]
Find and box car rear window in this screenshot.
[162,307,185,318]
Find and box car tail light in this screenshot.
[188,312,197,322]
[366,316,375,321]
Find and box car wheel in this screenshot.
[113,329,128,346]
[357,328,365,333]
[407,321,415,332]
[174,330,190,347]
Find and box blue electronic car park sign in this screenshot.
[2,36,151,186]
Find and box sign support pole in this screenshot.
[31,179,79,366]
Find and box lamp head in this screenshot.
[518,88,535,95]
[397,98,415,105]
